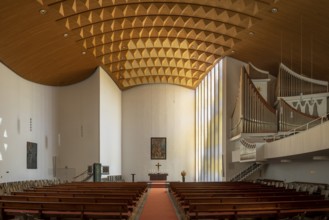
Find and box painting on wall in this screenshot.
[151,137,166,160]
[27,142,37,169]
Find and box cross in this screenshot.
[155,162,161,173]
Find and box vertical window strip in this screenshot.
[195,88,200,182]
[211,68,215,181]
[208,69,212,181]
[214,63,220,181]
[208,73,212,181]
[195,60,223,182]
[204,76,209,181]
[219,61,224,178]
[199,81,205,181]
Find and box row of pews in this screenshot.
[0,179,65,195]
[258,179,329,197]
[169,181,329,219]
[0,181,148,220]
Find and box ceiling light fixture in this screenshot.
[249,31,254,36]
[271,7,278,13]
[82,51,86,55]
[39,9,47,15]
[63,33,68,38]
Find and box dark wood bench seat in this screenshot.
[0,200,130,220]
[0,195,136,211]
[186,200,329,219]
[179,194,325,213]
[23,189,145,202]
[175,191,309,202]
[169,182,329,219]
[41,182,148,192]
[11,191,140,200]
[27,188,146,194]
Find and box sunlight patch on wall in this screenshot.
[0,117,3,160]
[4,129,8,138]
[4,143,8,151]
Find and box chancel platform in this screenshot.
[148,173,168,181]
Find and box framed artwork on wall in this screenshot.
[151,137,166,160]
[27,142,37,169]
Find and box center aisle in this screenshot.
[138,188,179,220]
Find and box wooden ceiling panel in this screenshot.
[1,0,329,90]
[0,0,99,86]
[36,0,271,89]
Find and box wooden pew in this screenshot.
[186,200,329,219]
[180,194,325,213]
[1,182,148,219]
[0,195,135,210]
[24,188,145,199]
[169,181,329,220]
[12,191,139,199]
[0,200,130,220]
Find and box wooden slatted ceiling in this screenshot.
[37,0,272,89]
[1,0,329,89]
[0,0,100,86]
[34,0,271,89]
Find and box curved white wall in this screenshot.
[57,67,122,180]
[0,62,57,182]
[122,84,195,182]
[57,72,100,179]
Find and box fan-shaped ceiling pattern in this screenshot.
[37,0,273,89]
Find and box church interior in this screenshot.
[1,0,329,219]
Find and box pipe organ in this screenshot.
[231,67,277,138]
[276,63,328,97]
[246,62,276,106]
[231,63,327,140]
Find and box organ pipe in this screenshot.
[276,63,328,97]
[231,67,277,138]
[277,98,321,132]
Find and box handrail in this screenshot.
[73,169,88,179]
[277,98,320,132]
[271,112,329,141]
[230,163,263,182]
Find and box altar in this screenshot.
[148,173,168,181]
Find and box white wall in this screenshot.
[0,62,57,182]
[57,71,100,179]
[122,84,195,182]
[262,161,329,184]
[99,68,122,175]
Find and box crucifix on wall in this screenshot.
[155,162,161,173]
